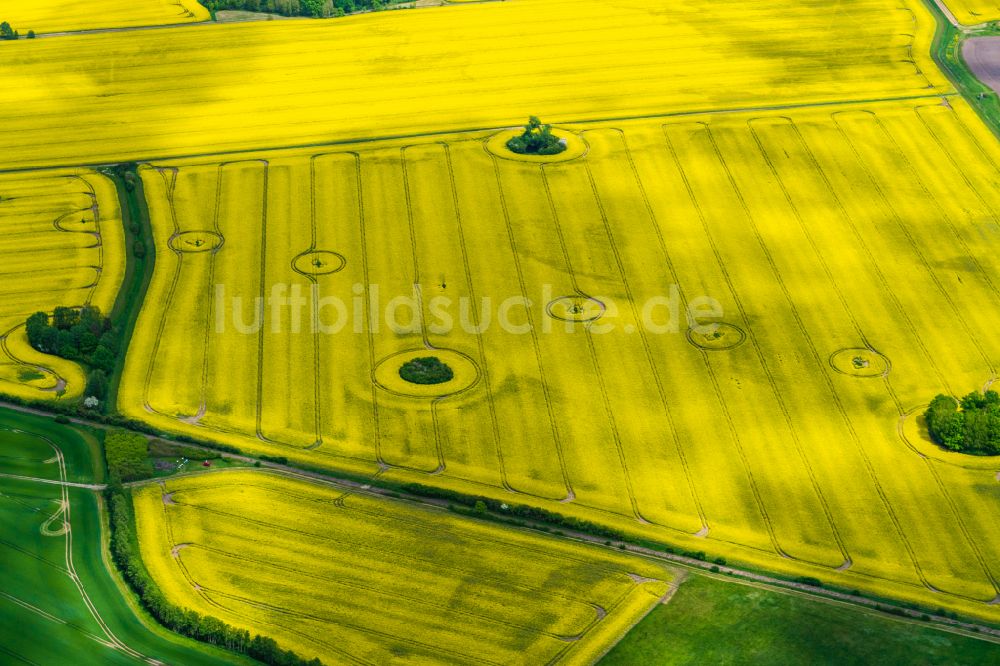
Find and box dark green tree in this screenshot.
[85,370,109,400]
[398,356,454,384]
[506,116,567,156]
[925,391,1000,455]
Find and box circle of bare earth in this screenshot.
[292,250,346,276]
[546,296,605,322]
[168,230,224,253]
[484,128,589,163]
[686,323,746,351]
[829,348,890,378]
[373,348,480,398]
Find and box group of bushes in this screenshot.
[105,430,153,483]
[26,306,119,403]
[506,116,567,156]
[0,22,34,40]
[148,439,220,461]
[202,0,391,18]
[925,390,1000,455]
[105,484,322,666]
[398,356,453,385]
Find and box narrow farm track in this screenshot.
[0,472,105,490]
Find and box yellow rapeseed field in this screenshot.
[3,0,998,642]
[942,0,1000,24]
[0,169,124,400]
[133,470,674,664]
[119,92,1000,622]
[0,0,947,170]
[3,0,209,34]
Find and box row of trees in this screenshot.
[202,0,391,18]
[0,22,35,39]
[26,306,119,402]
[925,391,1000,455]
[106,483,323,665]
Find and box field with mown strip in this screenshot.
[132,469,674,664]
[0,169,124,400]
[118,93,1000,623]
[0,407,247,665]
[0,0,948,170]
[3,0,209,34]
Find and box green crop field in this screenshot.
[602,574,1000,665]
[0,407,248,665]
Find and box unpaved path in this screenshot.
[932,0,963,27]
[964,37,1000,95]
[0,472,105,491]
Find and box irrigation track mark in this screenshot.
[440,142,512,492]
[747,116,929,588]
[399,146,446,474]
[158,492,374,666]
[539,162,645,524]
[700,123,850,569]
[659,124,786,559]
[579,129,708,533]
[489,156,574,501]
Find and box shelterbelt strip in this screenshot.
[0,0,949,170]
[2,0,209,34]
[0,169,125,402]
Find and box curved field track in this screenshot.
[0,169,125,401]
[0,407,248,665]
[133,469,675,665]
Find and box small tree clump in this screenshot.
[506,116,567,156]
[925,390,1000,455]
[0,22,19,40]
[398,356,454,385]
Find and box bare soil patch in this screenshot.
[964,38,1000,94]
